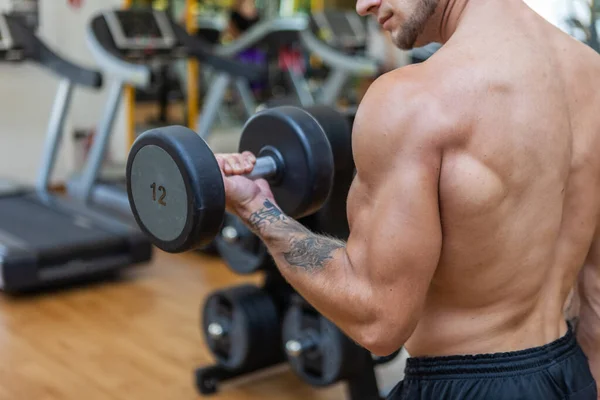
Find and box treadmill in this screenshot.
[196,14,227,45]
[311,9,368,50]
[0,14,152,294]
[300,10,378,107]
[292,11,437,111]
[195,15,310,139]
[68,8,264,217]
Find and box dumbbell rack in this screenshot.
[195,266,387,400]
[195,270,292,395]
[195,174,393,399]
[193,146,393,398]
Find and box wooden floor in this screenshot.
[0,250,404,400]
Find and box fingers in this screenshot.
[215,152,256,175]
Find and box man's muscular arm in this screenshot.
[238,71,444,355]
[578,228,600,394]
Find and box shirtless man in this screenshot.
[216,0,600,398]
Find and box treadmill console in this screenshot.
[312,10,367,50]
[97,9,184,62]
[104,9,176,50]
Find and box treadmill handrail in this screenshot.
[299,29,379,76]
[86,16,152,88]
[5,15,103,89]
[215,16,309,57]
[170,22,266,81]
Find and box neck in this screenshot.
[419,0,471,45]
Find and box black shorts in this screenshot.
[387,323,597,400]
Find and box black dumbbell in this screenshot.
[215,213,270,274]
[201,284,284,371]
[281,295,368,387]
[126,105,351,254]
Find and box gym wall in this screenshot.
[0,0,123,186]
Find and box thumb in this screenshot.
[254,179,278,205]
[254,178,272,194]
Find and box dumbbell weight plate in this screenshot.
[214,213,269,274]
[282,300,364,387]
[127,106,338,254]
[127,126,225,253]
[239,106,335,219]
[201,285,283,371]
[303,106,353,172]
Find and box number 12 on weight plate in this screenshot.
[151,183,167,206]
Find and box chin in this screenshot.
[392,32,417,51]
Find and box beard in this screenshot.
[391,0,439,50]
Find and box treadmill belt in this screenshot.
[0,196,119,251]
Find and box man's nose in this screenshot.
[356,0,380,16]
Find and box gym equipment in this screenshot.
[282,296,368,387]
[233,11,378,122]
[0,14,151,294]
[214,212,270,274]
[296,106,355,239]
[311,10,367,50]
[201,284,283,370]
[192,106,357,394]
[195,15,310,139]
[195,278,293,395]
[126,105,346,254]
[298,11,378,108]
[212,105,354,273]
[211,105,354,272]
[283,294,394,400]
[67,8,265,217]
[195,14,227,45]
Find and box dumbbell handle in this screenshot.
[208,322,227,339]
[285,337,318,358]
[244,155,279,180]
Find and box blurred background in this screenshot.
[0,0,594,186]
[0,1,596,399]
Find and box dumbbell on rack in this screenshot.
[125,105,352,255]
[196,283,288,395]
[282,294,400,400]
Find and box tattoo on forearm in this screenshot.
[283,235,345,272]
[247,199,346,272]
[248,199,288,231]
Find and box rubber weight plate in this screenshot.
[239,106,335,219]
[304,106,353,172]
[126,126,225,253]
[215,212,269,275]
[202,285,282,371]
[282,300,364,387]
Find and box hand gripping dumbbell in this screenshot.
[126,105,352,253]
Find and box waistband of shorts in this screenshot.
[405,323,579,378]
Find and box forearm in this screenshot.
[239,199,377,337]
